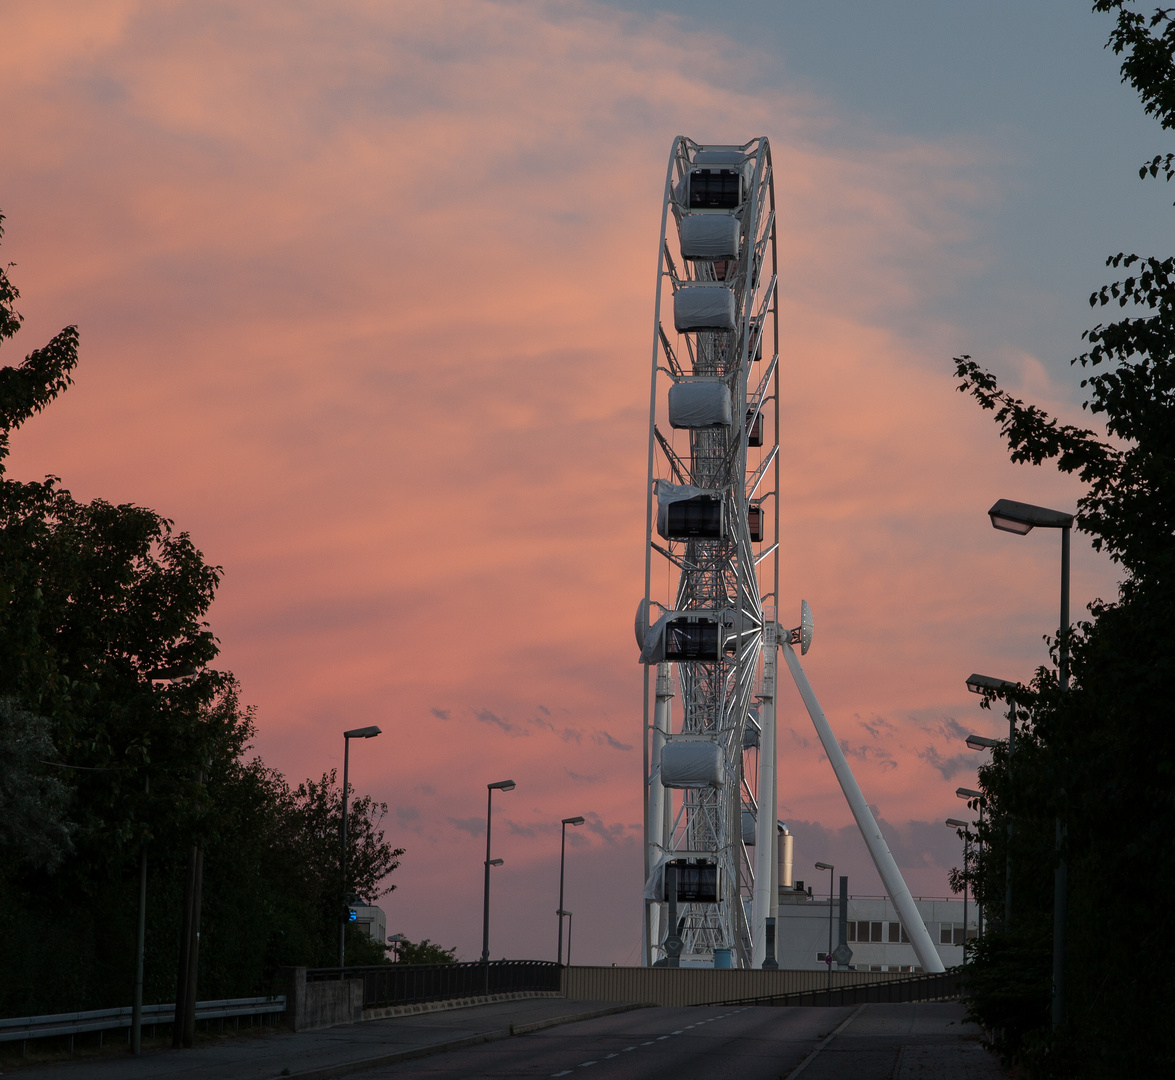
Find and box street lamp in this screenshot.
[967,673,1019,928]
[339,725,381,969]
[946,819,972,960]
[815,861,834,989]
[387,932,407,963]
[965,734,999,751]
[988,497,1074,1029]
[482,780,516,992]
[557,816,585,966]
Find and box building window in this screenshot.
[939,923,978,945]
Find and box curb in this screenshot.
[282,1002,653,1080]
[362,990,559,1021]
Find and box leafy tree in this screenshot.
[0,697,73,870]
[948,6,1175,1074]
[392,937,458,965]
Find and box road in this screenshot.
[344,1002,1002,1080]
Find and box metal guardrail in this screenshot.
[306,961,561,1008]
[0,995,286,1047]
[711,969,966,1007]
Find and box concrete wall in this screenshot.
[562,966,909,1007]
[279,967,364,1032]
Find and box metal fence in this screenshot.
[0,996,286,1051]
[713,969,966,1007]
[306,961,561,1008]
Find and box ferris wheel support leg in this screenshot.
[647,663,673,962]
[751,641,778,966]
[780,641,946,974]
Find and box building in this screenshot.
[351,903,386,945]
[774,883,977,972]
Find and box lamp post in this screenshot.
[339,725,381,969]
[957,788,985,939]
[815,861,834,989]
[988,498,1074,1028]
[967,674,1019,928]
[557,816,585,965]
[387,932,407,963]
[482,780,516,992]
[946,819,972,960]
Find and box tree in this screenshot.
[949,7,1175,1074]
[0,697,73,870]
[392,937,458,965]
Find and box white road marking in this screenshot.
[551,1072,572,1077]
[657,1035,670,1040]
[672,1030,683,1034]
[641,1040,654,1045]
[623,1046,636,1051]
[605,1053,618,1058]
[578,1062,597,1068]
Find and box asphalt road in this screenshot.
[345,1004,848,1080]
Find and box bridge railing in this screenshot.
[305,960,561,1009]
[0,995,286,1050]
[711,969,966,1007]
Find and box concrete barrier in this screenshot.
[561,966,912,1007]
[279,967,364,1032]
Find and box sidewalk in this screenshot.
[3,998,649,1080]
[788,1003,1005,1080]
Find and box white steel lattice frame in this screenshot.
[640,136,780,968]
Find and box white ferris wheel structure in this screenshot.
[637,136,944,973]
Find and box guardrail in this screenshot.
[0,996,286,1052]
[711,969,966,1007]
[306,961,561,1008]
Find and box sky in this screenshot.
[0,1,1162,966]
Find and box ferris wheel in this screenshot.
[636,136,781,968]
[635,136,946,974]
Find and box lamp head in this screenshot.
[563,816,586,826]
[488,779,516,791]
[344,725,381,739]
[815,861,833,871]
[988,498,1074,534]
[966,673,1018,695]
[945,818,970,829]
[488,858,504,867]
[956,787,983,800]
[387,933,407,943]
[966,735,1000,751]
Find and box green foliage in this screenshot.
[392,937,458,965]
[0,697,74,870]
[948,10,1175,1075]
[0,218,405,1015]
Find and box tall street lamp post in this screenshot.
[967,673,1019,927]
[946,819,972,960]
[988,498,1074,1028]
[557,816,585,965]
[339,726,381,969]
[482,780,516,992]
[815,861,834,989]
[956,788,985,939]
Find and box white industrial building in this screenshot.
[351,903,386,944]
[774,884,976,972]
